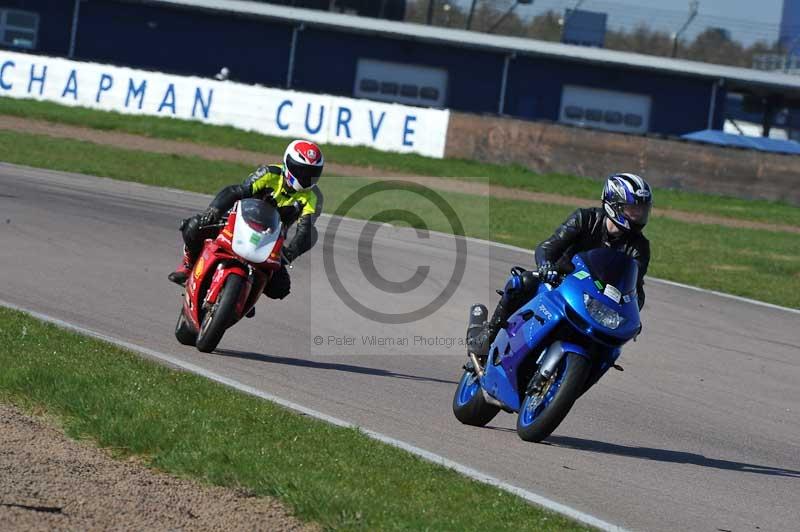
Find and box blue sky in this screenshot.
[451,0,787,45]
[583,0,785,44]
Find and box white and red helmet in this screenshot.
[283,139,324,191]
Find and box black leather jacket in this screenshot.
[534,208,650,309]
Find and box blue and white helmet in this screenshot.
[602,173,653,232]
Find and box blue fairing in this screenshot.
[480,249,641,412]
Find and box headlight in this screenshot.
[583,293,625,329]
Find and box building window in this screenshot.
[400,84,419,98]
[604,111,623,124]
[585,108,603,122]
[419,86,440,101]
[624,114,643,127]
[564,106,584,119]
[380,81,399,95]
[0,9,39,50]
[359,79,379,93]
[354,58,448,108]
[559,85,651,134]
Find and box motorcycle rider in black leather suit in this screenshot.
[468,173,653,361]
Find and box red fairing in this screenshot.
[178,198,285,343]
[206,263,250,307]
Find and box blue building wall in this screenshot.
[292,27,505,114]
[74,1,292,86]
[0,0,73,56]
[505,55,722,135]
[780,0,800,48]
[0,0,726,135]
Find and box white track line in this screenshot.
[0,299,627,532]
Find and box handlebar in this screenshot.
[199,220,228,230]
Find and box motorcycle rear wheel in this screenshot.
[452,369,500,427]
[174,309,197,346]
[516,352,590,442]
[196,274,244,353]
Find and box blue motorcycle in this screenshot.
[453,248,642,442]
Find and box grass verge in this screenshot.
[2,97,799,227]
[2,129,799,309]
[0,307,589,531]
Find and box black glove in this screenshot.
[537,260,559,284]
[198,207,221,227]
[281,248,295,265]
[278,201,302,225]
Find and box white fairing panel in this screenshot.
[231,205,280,264]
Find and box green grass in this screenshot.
[0,307,588,531]
[3,97,799,227]
[1,129,798,309]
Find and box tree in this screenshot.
[402,2,781,69]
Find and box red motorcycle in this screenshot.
[174,198,285,352]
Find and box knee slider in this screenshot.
[181,215,203,251]
[502,269,538,307]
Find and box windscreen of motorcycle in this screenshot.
[231,199,282,264]
[579,248,639,295]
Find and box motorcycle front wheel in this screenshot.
[196,274,245,353]
[516,352,590,442]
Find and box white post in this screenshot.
[287,24,305,89]
[498,53,514,114]
[68,0,81,58]
[706,79,722,130]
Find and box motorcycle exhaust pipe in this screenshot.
[466,304,488,377]
[468,352,484,378]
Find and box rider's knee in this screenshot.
[307,225,318,250]
[264,266,291,300]
[501,269,539,307]
[181,215,203,249]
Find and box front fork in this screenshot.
[526,341,590,396]
[203,261,251,314]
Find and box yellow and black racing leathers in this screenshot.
[181,164,323,299]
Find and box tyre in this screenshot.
[174,309,197,346]
[196,274,245,353]
[516,352,591,442]
[452,369,500,427]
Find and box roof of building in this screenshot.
[144,0,800,98]
[682,129,800,155]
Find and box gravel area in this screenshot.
[0,403,315,532]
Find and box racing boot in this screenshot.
[168,247,196,286]
[466,300,509,364]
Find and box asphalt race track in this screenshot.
[1,163,799,531]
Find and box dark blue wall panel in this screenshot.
[74,0,292,87]
[0,0,73,56]
[505,55,716,135]
[292,27,505,113]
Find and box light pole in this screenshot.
[426,0,435,25]
[466,0,478,30]
[488,0,533,34]
[671,0,699,58]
